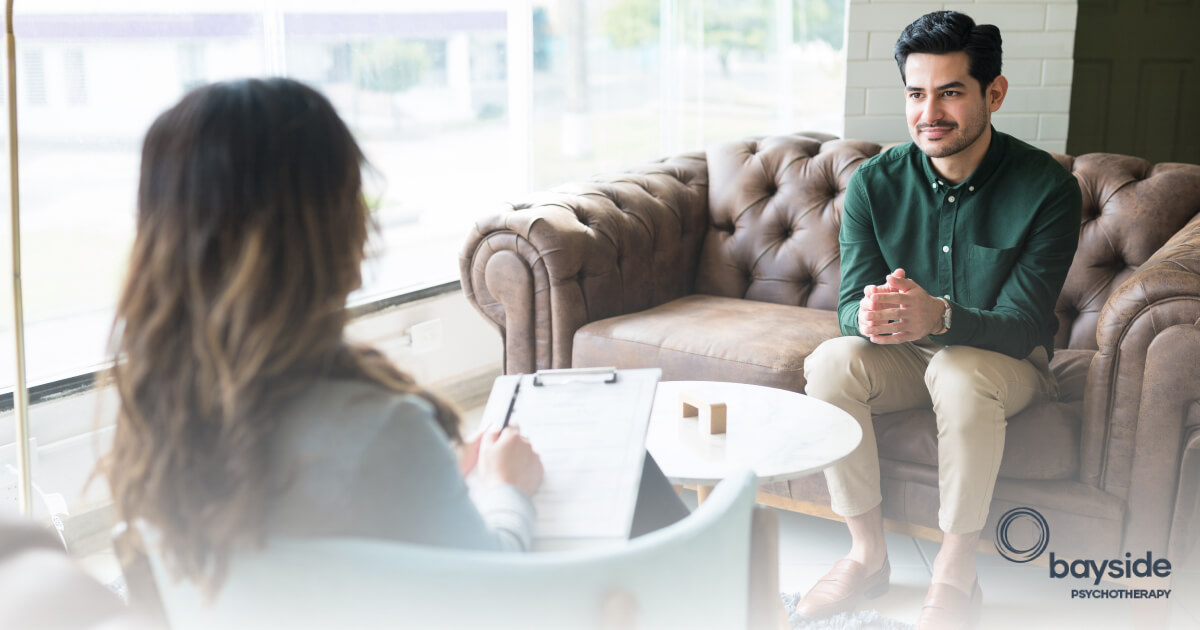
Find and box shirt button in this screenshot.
[968,186,975,192]
[942,245,950,253]
[948,195,956,203]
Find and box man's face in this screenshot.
[903,51,993,159]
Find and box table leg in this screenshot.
[696,485,712,504]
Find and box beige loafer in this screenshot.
[916,579,983,630]
[795,556,891,620]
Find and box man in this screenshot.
[797,11,1082,630]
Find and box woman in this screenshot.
[104,78,686,597]
[104,77,550,596]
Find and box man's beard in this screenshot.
[914,107,988,158]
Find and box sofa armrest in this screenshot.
[1118,323,1200,556]
[460,153,710,374]
[1169,420,1200,566]
[1081,214,1200,548]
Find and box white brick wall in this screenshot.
[842,1,1077,153]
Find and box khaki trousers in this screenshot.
[803,336,1056,534]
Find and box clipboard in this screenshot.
[479,367,662,550]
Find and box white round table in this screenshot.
[646,381,862,500]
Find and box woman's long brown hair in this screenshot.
[103,78,460,595]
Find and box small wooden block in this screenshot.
[680,393,727,435]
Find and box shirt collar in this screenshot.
[921,125,1007,193]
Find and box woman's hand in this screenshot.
[457,429,484,477]
[477,426,544,498]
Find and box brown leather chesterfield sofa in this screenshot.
[460,132,1200,565]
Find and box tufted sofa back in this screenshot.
[1050,153,1200,350]
[696,134,873,311]
[695,135,1200,351]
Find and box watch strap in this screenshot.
[935,297,951,335]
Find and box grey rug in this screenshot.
[780,592,914,630]
[106,574,129,603]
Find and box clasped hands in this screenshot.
[857,268,946,344]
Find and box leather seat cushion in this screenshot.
[1048,347,1093,402]
[872,349,1092,481]
[875,396,1082,481]
[573,294,841,394]
[868,345,1094,480]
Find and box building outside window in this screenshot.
[22,48,46,105]
[64,48,86,105]
[176,42,206,91]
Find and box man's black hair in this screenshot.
[894,11,1002,94]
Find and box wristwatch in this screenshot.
[934,297,952,335]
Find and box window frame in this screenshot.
[0,279,462,412]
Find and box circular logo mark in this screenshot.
[994,507,1049,563]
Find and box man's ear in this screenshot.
[987,75,1009,112]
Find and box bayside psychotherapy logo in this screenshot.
[994,507,1172,600]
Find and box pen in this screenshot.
[499,378,521,432]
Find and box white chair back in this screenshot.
[146,469,762,630]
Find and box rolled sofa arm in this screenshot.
[1080,212,1200,553]
[1169,413,1200,565]
[1123,322,1200,557]
[460,153,710,374]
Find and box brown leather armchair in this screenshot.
[460,132,1200,565]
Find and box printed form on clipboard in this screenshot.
[479,367,662,551]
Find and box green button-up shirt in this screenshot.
[838,128,1082,359]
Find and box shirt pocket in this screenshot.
[965,243,1019,307]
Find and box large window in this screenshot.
[0,0,844,395]
[531,0,845,188]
